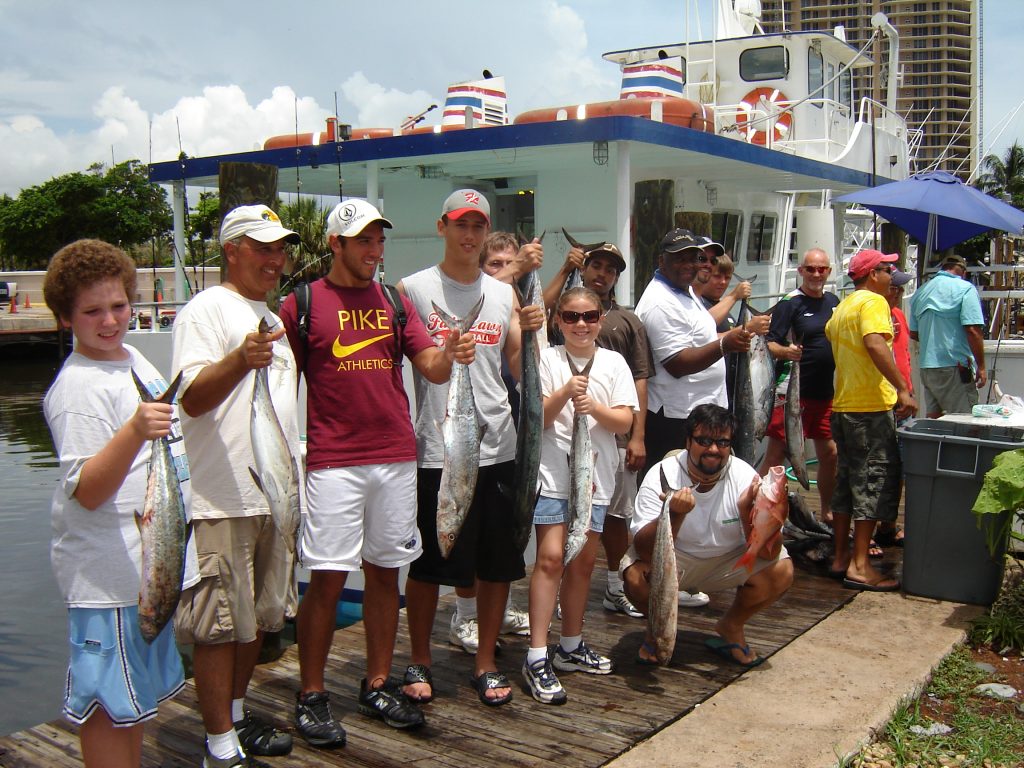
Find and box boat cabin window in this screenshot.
[808,48,823,108]
[739,46,789,82]
[711,211,743,260]
[838,65,853,112]
[746,213,777,264]
[826,61,836,102]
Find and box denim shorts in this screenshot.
[64,605,185,726]
[533,495,608,534]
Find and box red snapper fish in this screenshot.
[733,465,789,572]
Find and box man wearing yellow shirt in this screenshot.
[825,250,917,591]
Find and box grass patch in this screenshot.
[848,645,1024,768]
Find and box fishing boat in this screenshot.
[150,0,913,313]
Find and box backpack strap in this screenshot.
[380,282,406,368]
[294,280,312,371]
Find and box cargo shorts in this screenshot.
[830,411,901,523]
[173,516,296,645]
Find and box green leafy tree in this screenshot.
[278,197,330,290]
[0,160,172,269]
[187,192,221,270]
[975,141,1024,209]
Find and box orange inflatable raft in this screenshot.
[514,97,714,133]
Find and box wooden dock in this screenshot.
[0,553,879,768]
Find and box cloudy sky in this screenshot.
[1,0,1019,197]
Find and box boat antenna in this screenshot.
[334,90,344,200]
[174,116,199,297]
[293,96,302,198]
[400,103,437,132]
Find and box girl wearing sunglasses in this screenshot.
[522,288,638,705]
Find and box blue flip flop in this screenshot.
[636,639,660,666]
[704,636,764,668]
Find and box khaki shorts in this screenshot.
[607,448,637,520]
[174,516,296,645]
[620,543,789,593]
[920,366,979,416]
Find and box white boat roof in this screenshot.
[602,30,874,69]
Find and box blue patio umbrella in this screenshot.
[835,170,1024,256]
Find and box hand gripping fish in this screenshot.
[731,300,776,465]
[511,268,544,554]
[132,370,189,644]
[432,296,485,558]
[249,318,301,555]
[733,465,789,573]
[563,355,596,566]
[783,329,810,490]
[648,466,680,665]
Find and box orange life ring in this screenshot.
[736,88,792,145]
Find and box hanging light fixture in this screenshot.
[593,140,609,166]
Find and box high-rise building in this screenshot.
[759,1,977,178]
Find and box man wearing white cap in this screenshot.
[172,204,301,767]
[400,189,546,708]
[278,200,474,741]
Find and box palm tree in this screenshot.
[975,141,1024,209]
[277,197,330,288]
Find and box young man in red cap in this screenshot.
[399,189,546,707]
[824,250,916,591]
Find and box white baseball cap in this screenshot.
[326,199,394,238]
[219,204,300,246]
[441,189,490,223]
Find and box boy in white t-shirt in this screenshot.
[43,239,198,768]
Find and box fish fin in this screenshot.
[158,371,183,404]
[249,467,264,494]
[258,316,271,334]
[134,509,143,531]
[131,369,154,402]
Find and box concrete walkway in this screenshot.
[607,592,984,768]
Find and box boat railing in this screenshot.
[856,96,907,137]
[715,95,854,160]
[131,300,189,332]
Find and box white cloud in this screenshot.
[340,72,436,129]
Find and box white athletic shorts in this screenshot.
[302,462,422,571]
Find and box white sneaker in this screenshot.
[448,613,479,654]
[602,588,643,618]
[500,602,530,635]
[678,590,710,608]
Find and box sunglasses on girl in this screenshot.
[559,310,602,324]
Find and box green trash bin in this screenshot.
[898,419,1023,605]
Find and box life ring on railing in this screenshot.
[736,87,792,145]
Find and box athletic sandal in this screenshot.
[875,526,904,548]
[635,639,660,666]
[470,670,513,707]
[403,664,434,704]
[234,709,293,756]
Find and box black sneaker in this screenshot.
[358,678,425,730]
[233,710,292,756]
[295,691,347,749]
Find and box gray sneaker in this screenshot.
[602,588,643,618]
[295,690,347,749]
[552,641,613,675]
[521,656,567,705]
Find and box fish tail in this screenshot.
[733,549,756,573]
[131,369,153,402]
[158,371,184,404]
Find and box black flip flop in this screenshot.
[470,670,513,707]
[403,664,433,704]
[635,639,660,666]
[842,576,900,592]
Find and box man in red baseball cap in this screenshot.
[824,250,916,592]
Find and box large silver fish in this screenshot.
[249,318,300,555]
[732,301,776,465]
[132,369,188,644]
[783,330,810,490]
[648,466,679,665]
[433,297,485,558]
[511,270,543,554]
[563,355,595,566]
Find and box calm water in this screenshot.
[0,355,67,736]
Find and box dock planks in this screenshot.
[0,555,870,768]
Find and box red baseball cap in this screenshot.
[847,249,898,279]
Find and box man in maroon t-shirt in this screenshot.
[280,200,474,743]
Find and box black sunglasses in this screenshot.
[691,435,732,449]
[667,251,712,264]
[559,310,601,324]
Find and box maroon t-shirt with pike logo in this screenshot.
[280,279,434,471]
